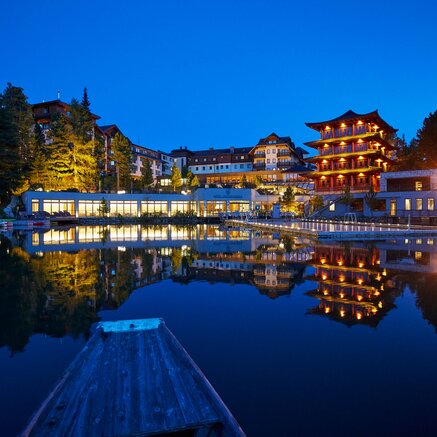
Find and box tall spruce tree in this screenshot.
[69,98,98,191]
[112,132,132,191]
[0,83,34,166]
[141,159,154,190]
[415,110,437,169]
[171,163,182,192]
[47,112,74,190]
[28,123,50,189]
[0,105,22,203]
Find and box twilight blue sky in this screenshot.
[2,0,437,153]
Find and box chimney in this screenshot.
[230,146,235,154]
[209,147,214,151]
[57,90,60,100]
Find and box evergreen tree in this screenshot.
[171,163,182,191]
[0,106,22,203]
[186,169,194,186]
[281,186,297,212]
[0,83,34,165]
[47,112,74,190]
[81,87,90,112]
[190,174,200,188]
[28,123,50,189]
[141,159,154,190]
[111,132,132,191]
[415,110,437,169]
[69,99,98,191]
[309,195,324,213]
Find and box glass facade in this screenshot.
[110,201,138,217]
[170,201,195,216]
[78,201,102,217]
[43,200,75,215]
[141,201,168,216]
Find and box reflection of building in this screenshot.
[306,244,399,327]
[305,110,397,194]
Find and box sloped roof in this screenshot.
[305,110,397,133]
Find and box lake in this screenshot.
[1,224,437,436]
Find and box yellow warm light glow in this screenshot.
[339,275,345,282]
[340,158,346,162]
[356,312,362,320]
[338,260,343,266]
[374,124,379,130]
[322,159,327,163]
[358,156,364,160]
[378,301,383,308]
[338,175,344,179]
[357,295,363,301]
[340,141,346,145]
[341,123,346,127]
[324,307,331,314]
[320,258,326,264]
[340,309,346,318]
[325,126,331,130]
[324,144,329,148]
[374,290,380,296]
[358,173,365,177]
[357,120,363,125]
[322,274,328,280]
[357,279,363,285]
[323,289,329,296]
[340,292,345,298]
[372,308,378,314]
[358,262,364,268]
[357,139,363,143]
[321,176,326,180]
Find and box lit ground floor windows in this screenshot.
[141,226,168,240]
[229,201,250,212]
[170,201,196,216]
[110,201,138,217]
[43,200,75,215]
[78,201,102,217]
[141,201,168,216]
[428,198,435,211]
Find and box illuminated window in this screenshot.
[416,198,423,211]
[405,198,411,211]
[329,203,335,211]
[415,181,422,191]
[427,198,434,211]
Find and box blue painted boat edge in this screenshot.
[97,318,164,332]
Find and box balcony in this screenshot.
[277,150,291,156]
[278,161,292,168]
[254,152,266,158]
[253,163,266,170]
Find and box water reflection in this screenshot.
[1,225,437,353]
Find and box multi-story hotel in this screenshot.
[304,110,397,194]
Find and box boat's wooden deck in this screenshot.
[23,319,245,437]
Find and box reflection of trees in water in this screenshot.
[0,238,161,353]
[404,273,437,333]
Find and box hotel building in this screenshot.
[304,110,397,194]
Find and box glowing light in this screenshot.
[323,289,329,296]
[339,275,345,282]
[357,120,363,125]
[337,260,343,266]
[357,279,363,285]
[322,274,328,280]
[358,262,364,268]
[322,159,327,163]
[357,139,363,143]
[356,312,362,320]
[320,258,326,264]
[340,309,346,318]
[325,126,331,130]
[341,123,346,127]
[340,141,346,145]
[357,295,363,301]
[324,307,331,314]
[358,156,364,160]
[340,158,346,162]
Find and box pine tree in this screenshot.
[415,110,437,169]
[190,175,200,188]
[0,83,34,166]
[281,186,296,212]
[112,132,132,191]
[0,106,22,203]
[186,169,194,186]
[46,112,74,190]
[171,163,182,192]
[81,87,90,112]
[141,159,154,190]
[69,99,98,191]
[28,123,50,189]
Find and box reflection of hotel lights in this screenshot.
[338,260,343,266]
[358,262,364,268]
[357,279,363,285]
[324,307,330,314]
[320,258,326,264]
[382,269,387,276]
[356,312,362,320]
[339,275,345,282]
[378,301,383,308]
[340,309,346,317]
[322,274,328,280]
[357,295,363,301]
[340,292,345,298]
[323,289,329,296]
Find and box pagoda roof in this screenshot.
[304,166,383,177]
[306,149,395,163]
[305,110,397,133]
[304,132,395,148]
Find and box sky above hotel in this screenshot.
[2,0,437,153]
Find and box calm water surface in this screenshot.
[1,224,437,436]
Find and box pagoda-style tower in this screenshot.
[304,110,397,193]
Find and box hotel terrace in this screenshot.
[304,110,397,194]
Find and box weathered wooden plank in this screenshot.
[22,318,246,437]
